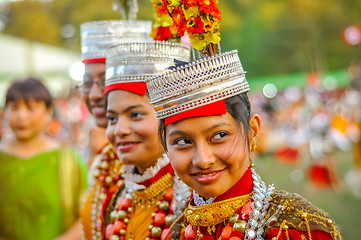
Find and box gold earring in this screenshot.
[250,143,257,168]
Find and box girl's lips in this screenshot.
[191,169,225,184]
[92,106,105,116]
[116,142,140,152]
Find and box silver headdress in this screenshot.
[105,41,191,87]
[80,20,152,61]
[146,50,249,120]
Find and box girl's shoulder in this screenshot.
[264,190,342,240]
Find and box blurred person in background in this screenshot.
[0,77,88,240]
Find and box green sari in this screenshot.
[0,147,88,240]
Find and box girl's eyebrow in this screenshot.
[107,104,144,115]
[168,122,232,137]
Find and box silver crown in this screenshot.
[146,50,249,120]
[81,20,152,60]
[105,41,191,87]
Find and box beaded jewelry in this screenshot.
[90,144,124,240]
[105,157,190,240]
[183,168,274,240]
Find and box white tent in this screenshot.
[0,34,81,105]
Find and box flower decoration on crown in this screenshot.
[150,0,222,53]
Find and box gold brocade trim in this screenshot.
[264,190,343,240]
[184,193,252,234]
[133,173,174,208]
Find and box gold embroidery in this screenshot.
[133,173,174,208]
[184,193,252,235]
[265,190,342,240]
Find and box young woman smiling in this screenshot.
[146,51,342,240]
[102,41,191,240]
[79,20,153,240]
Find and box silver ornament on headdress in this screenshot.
[113,0,138,20]
[80,20,152,61]
[146,50,250,120]
[105,41,191,87]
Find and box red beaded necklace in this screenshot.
[105,173,176,240]
[93,145,123,196]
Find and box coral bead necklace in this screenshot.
[105,173,176,240]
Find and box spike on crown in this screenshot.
[146,50,250,120]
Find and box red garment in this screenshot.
[267,228,333,240]
[186,167,334,240]
[309,164,332,188]
[138,163,174,187]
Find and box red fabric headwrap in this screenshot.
[104,82,147,96]
[165,99,227,125]
[82,58,106,64]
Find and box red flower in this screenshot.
[199,0,222,20]
[171,6,188,36]
[154,26,172,41]
[157,4,169,15]
[187,17,204,34]
[181,0,199,7]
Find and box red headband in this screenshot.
[104,82,147,96]
[164,99,227,125]
[82,58,106,64]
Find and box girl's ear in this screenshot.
[249,114,261,149]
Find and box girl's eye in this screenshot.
[130,112,144,119]
[212,131,228,141]
[174,138,191,146]
[107,115,116,124]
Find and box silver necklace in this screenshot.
[244,168,275,240]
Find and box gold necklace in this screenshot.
[132,172,174,208]
[184,193,252,234]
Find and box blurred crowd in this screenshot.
[250,63,361,195]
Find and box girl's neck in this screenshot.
[135,151,165,175]
[1,134,59,158]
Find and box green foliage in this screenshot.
[2,0,360,77]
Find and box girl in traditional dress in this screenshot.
[79,19,152,240]
[102,41,191,240]
[0,77,87,240]
[146,51,343,240]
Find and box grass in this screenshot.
[255,150,361,240]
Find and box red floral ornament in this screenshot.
[153,26,173,41]
[154,0,221,51]
[187,17,205,34]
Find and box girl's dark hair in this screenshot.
[5,77,53,108]
[159,92,252,151]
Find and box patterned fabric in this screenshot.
[183,168,342,240]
